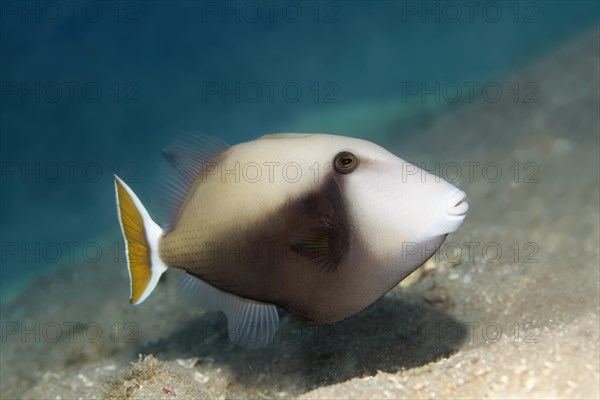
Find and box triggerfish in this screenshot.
[113,133,468,348]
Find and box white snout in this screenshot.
[418,189,469,240]
[446,190,469,216]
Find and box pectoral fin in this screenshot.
[289,179,350,273]
[290,226,344,272]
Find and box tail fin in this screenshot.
[113,174,168,304]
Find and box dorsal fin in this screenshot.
[153,134,229,232]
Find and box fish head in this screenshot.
[320,136,469,269]
[257,134,468,250]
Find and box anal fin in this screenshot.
[177,273,279,348]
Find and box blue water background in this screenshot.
[1,1,598,302]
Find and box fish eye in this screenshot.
[334,151,359,174]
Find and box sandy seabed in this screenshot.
[1,28,599,399]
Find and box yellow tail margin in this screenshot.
[113,175,167,305]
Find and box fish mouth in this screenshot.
[445,190,469,217]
